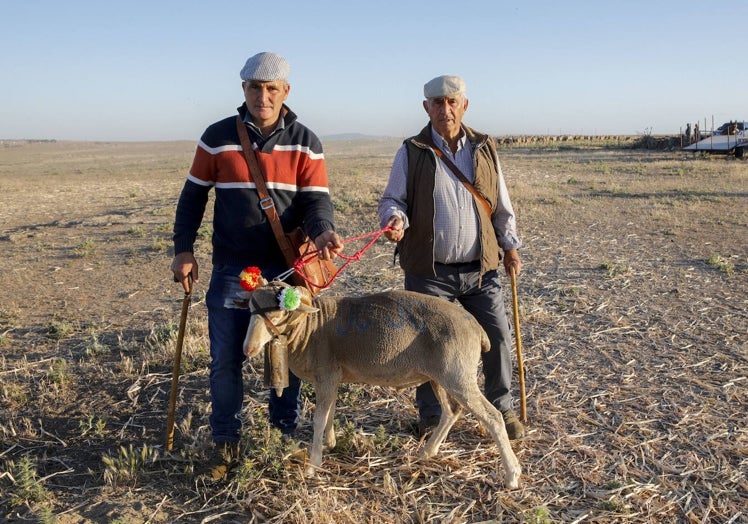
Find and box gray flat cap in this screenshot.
[240,52,290,81]
[423,75,466,98]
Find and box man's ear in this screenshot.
[423,100,429,114]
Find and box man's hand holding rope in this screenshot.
[384,215,405,242]
[313,229,344,260]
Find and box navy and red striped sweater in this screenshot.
[173,103,335,269]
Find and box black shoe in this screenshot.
[416,415,441,438]
[271,420,297,439]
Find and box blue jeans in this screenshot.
[405,263,514,416]
[206,264,301,443]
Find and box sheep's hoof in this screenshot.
[418,448,436,460]
[505,469,521,489]
[304,457,323,478]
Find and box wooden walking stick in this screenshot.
[510,267,527,423]
[165,277,192,451]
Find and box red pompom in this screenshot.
[239,266,262,291]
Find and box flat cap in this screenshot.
[240,52,290,81]
[423,75,466,98]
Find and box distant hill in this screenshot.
[321,133,396,141]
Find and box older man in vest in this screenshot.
[378,75,524,440]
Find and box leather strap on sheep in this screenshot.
[249,297,284,337]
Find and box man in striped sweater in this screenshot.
[171,52,342,479]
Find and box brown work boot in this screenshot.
[201,441,240,480]
[501,409,525,440]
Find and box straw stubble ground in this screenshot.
[0,139,745,523]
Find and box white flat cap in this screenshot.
[240,52,290,81]
[423,75,466,98]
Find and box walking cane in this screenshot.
[165,276,192,451]
[510,268,527,423]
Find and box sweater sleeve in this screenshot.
[172,179,211,255]
[294,129,336,240]
[297,167,335,241]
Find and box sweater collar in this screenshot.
[237,103,297,137]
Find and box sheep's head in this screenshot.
[242,280,318,357]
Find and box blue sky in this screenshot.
[1,1,745,141]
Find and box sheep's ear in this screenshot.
[296,303,319,313]
[297,286,313,304]
[296,286,319,313]
[227,289,253,309]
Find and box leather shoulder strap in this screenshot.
[235,116,297,267]
[422,135,492,217]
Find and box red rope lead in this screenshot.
[292,226,393,291]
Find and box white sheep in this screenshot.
[241,280,521,489]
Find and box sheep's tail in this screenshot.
[480,328,491,353]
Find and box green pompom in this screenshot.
[279,287,301,311]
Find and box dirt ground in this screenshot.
[0,139,746,523]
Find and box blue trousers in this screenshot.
[205,264,301,443]
[405,263,514,416]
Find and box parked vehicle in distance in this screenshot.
[684,120,747,158]
[714,121,746,135]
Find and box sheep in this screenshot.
[240,279,522,489]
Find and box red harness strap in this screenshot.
[292,226,393,291]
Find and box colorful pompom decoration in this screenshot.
[239,266,263,291]
[278,287,301,311]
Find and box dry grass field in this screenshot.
[0,138,746,523]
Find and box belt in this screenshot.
[434,260,480,271]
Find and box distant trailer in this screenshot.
[683,132,747,158]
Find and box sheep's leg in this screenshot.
[307,380,338,476]
[323,396,336,450]
[420,381,462,458]
[460,389,521,489]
